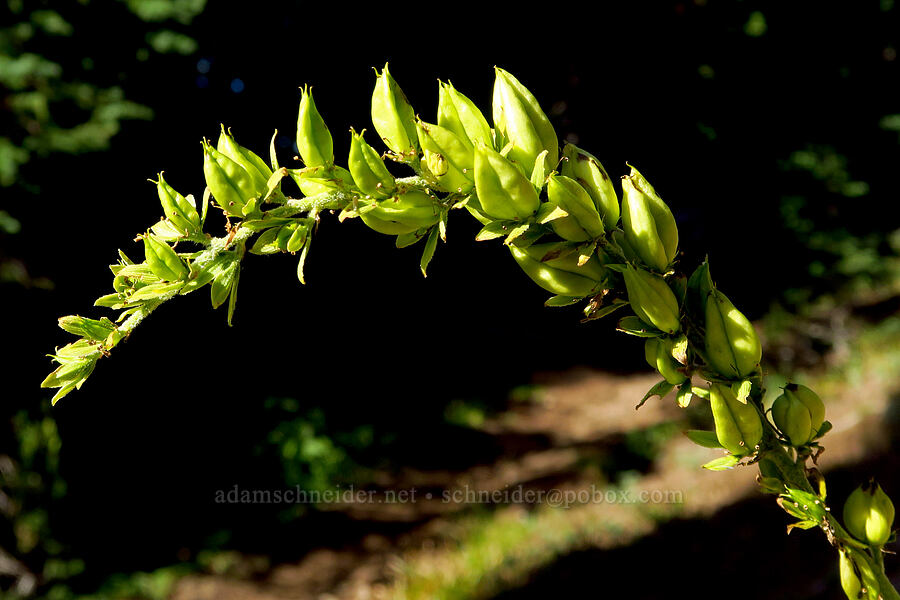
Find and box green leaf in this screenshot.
[530,149,549,192]
[702,455,741,471]
[786,520,819,534]
[732,379,752,403]
[210,260,238,309]
[503,223,530,245]
[635,380,674,409]
[616,315,662,337]
[534,201,568,224]
[685,430,723,449]
[420,227,439,277]
[676,381,693,408]
[396,229,427,248]
[582,299,628,322]
[813,420,832,439]
[297,234,312,285]
[250,228,282,255]
[269,129,280,171]
[691,385,711,399]
[545,295,582,307]
[128,281,184,302]
[475,221,512,241]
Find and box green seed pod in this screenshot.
[788,384,826,435]
[348,128,395,198]
[296,85,334,167]
[644,337,688,385]
[143,234,188,281]
[704,288,762,379]
[216,126,273,193]
[290,164,357,197]
[771,383,825,445]
[621,166,678,272]
[560,143,619,230]
[709,383,763,455]
[509,242,606,297]
[622,265,681,334]
[437,80,492,148]
[155,172,200,234]
[492,67,558,174]
[547,174,605,242]
[844,479,895,547]
[359,190,439,235]
[416,120,474,194]
[771,392,813,446]
[371,63,418,157]
[839,550,862,600]
[473,142,540,221]
[202,140,266,217]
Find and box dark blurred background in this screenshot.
[3,1,900,598]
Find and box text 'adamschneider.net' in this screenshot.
[215,485,685,509]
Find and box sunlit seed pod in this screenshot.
[491,67,558,174]
[359,190,440,235]
[202,140,265,217]
[143,234,187,282]
[473,142,539,221]
[787,384,826,436]
[703,288,761,379]
[348,128,395,199]
[621,168,680,272]
[709,383,763,456]
[155,172,200,233]
[509,242,606,297]
[437,80,492,148]
[296,85,334,168]
[839,549,862,600]
[622,265,681,334]
[771,391,813,446]
[844,479,895,547]
[416,120,474,194]
[560,143,619,230]
[216,126,273,195]
[371,63,418,156]
[547,174,605,242]
[290,165,357,197]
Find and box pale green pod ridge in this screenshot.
[348,128,394,198]
[704,289,762,378]
[438,80,492,148]
[296,85,334,167]
[473,143,540,221]
[560,144,619,230]
[491,67,558,174]
[547,174,605,241]
[709,383,763,455]
[216,126,272,193]
[371,63,418,156]
[416,120,474,193]
[622,265,681,334]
